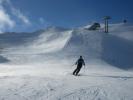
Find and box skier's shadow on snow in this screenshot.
[102,34,133,70]
[79,74,133,79]
[99,75,133,79]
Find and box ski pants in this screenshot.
[73,65,82,75]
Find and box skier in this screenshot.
[73,56,85,76]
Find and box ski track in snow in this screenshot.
[0,69,133,100]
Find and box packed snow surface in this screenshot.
[0,23,133,100]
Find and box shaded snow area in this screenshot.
[0,24,133,100]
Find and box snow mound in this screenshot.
[0,23,133,69]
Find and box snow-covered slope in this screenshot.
[0,23,133,100]
[109,23,133,41]
[1,23,133,69]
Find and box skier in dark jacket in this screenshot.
[73,56,85,76]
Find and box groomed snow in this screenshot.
[0,24,133,100]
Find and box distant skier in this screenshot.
[73,56,85,76]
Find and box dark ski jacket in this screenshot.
[75,58,85,67]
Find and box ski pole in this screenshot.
[72,64,75,67]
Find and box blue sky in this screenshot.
[0,0,133,32]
